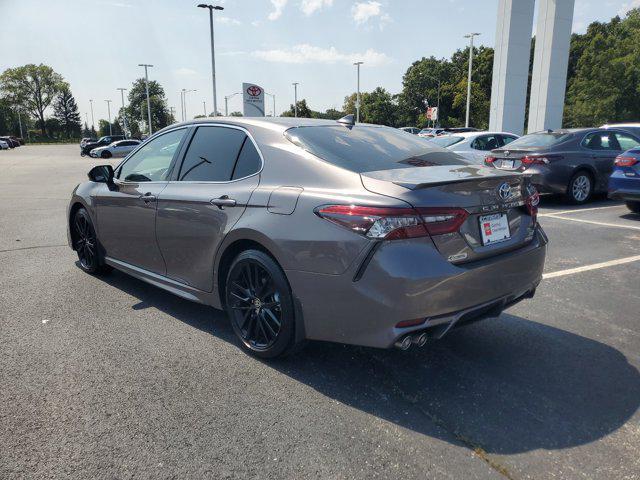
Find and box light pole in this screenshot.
[203,100,207,117]
[17,110,23,139]
[181,89,197,120]
[292,82,299,117]
[105,100,113,135]
[464,32,480,128]
[198,4,224,117]
[224,92,241,116]
[353,61,363,123]
[117,88,128,138]
[422,73,441,127]
[265,92,276,117]
[138,63,154,134]
[89,99,95,132]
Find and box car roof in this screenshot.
[444,131,519,139]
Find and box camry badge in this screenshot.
[497,182,512,201]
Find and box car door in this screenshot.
[155,125,262,292]
[95,127,188,274]
[583,131,620,189]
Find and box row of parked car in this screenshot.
[80,135,141,158]
[400,123,640,211]
[0,135,24,149]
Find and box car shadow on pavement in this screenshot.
[99,269,640,456]
[538,193,618,210]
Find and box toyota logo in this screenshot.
[503,150,511,156]
[246,85,262,97]
[497,182,512,200]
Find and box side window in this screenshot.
[614,132,640,151]
[117,128,186,182]
[232,139,262,180]
[584,132,619,151]
[472,135,499,151]
[178,126,246,182]
[501,135,517,146]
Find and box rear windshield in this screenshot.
[506,133,571,148]
[285,125,467,173]
[429,136,464,148]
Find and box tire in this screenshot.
[566,171,593,204]
[225,250,298,359]
[101,150,112,159]
[626,201,640,214]
[72,208,111,274]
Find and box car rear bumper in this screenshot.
[608,173,640,201]
[286,227,547,349]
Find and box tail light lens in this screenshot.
[521,155,550,165]
[315,205,468,240]
[484,156,496,166]
[525,185,540,223]
[615,156,638,167]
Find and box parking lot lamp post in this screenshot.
[181,89,197,120]
[292,82,299,117]
[198,4,224,117]
[224,92,241,116]
[17,110,23,139]
[353,61,363,123]
[203,101,207,117]
[89,99,95,132]
[265,92,276,117]
[464,33,480,128]
[138,63,154,134]
[105,100,112,136]
[117,88,128,138]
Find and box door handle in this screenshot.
[140,193,157,203]
[210,195,237,209]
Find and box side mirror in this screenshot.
[88,165,114,184]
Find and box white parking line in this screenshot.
[543,254,640,279]
[541,215,640,231]
[539,205,625,217]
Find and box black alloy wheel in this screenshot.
[73,208,108,274]
[225,250,296,358]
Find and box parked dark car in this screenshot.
[485,128,640,203]
[67,117,546,358]
[9,136,24,145]
[0,136,19,148]
[80,135,125,156]
[609,148,640,213]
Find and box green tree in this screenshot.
[125,78,171,134]
[98,119,122,137]
[0,64,66,136]
[281,99,313,118]
[229,111,243,117]
[53,85,81,137]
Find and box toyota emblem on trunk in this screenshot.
[497,182,511,200]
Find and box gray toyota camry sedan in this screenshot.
[67,117,547,358]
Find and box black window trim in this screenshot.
[113,126,190,184]
[170,123,265,184]
[579,129,640,151]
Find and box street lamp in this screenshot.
[353,61,363,123]
[203,100,207,117]
[224,92,241,116]
[181,89,197,120]
[265,92,276,117]
[117,88,128,138]
[198,4,224,117]
[138,63,154,134]
[292,82,299,117]
[105,100,113,135]
[89,99,95,132]
[464,32,480,128]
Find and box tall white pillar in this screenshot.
[489,0,535,136]
[527,0,575,132]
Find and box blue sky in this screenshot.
[1,0,638,123]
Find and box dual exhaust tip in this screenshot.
[395,332,428,350]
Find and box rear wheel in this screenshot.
[626,201,640,214]
[566,171,593,204]
[225,250,297,358]
[72,208,110,274]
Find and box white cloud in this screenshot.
[219,51,247,56]
[216,16,241,25]
[251,20,262,27]
[351,1,390,29]
[268,0,288,20]
[174,68,197,76]
[253,44,391,66]
[618,0,640,16]
[299,0,333,16]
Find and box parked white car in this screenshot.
[0,140,9,150]
[428,131,519,163]
[90,139,141,158]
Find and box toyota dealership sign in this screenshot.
[243,83,265,117]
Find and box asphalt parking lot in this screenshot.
[1,144,639,480]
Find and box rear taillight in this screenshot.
[525,185,540,223]
[615,156,638,167]
[521,154,562,166]
[484,156,496,166]
[314,205,468,240]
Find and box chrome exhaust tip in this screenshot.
[414,332,428,347]
[394,335,412,350]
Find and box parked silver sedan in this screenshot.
[90,139,141,158]
[67,117,546,358]
[429,131,519,163]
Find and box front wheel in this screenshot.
[626,201,640,214]
[225,250,297,358]
[72,208,110,274]
[566,171,593,204]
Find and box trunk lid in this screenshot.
[361,165,537,263]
